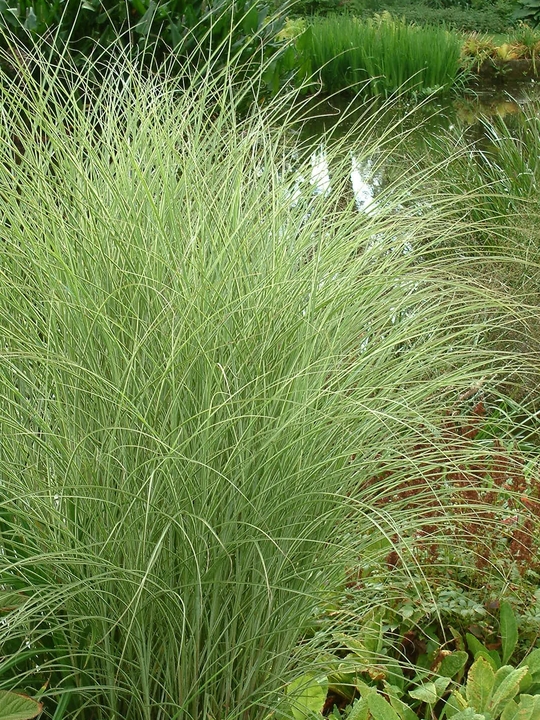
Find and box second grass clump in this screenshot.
[296,13,463,96]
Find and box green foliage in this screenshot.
[0,0,283,71]
[396,5,512,33]
[361,0,514,34]
[286,674,329,719]
[0,692,42,720]
[501,601,519,666]
[286,602,540,719]
[293,13,462,96]
[513,0,540,27]
[287,0,345,15]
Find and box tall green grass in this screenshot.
[297,13,464,96]
[0,43,536,720]
[408,102,540,311]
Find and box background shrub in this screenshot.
[381,3,513,33]
[352,0,515,33]
[0,0,284,73]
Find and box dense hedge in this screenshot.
[289,0,515,33]
[375,0,515,33]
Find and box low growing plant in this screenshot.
[283,600,540,719]
[0,692,42,720]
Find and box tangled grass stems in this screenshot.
[0,42,537,720]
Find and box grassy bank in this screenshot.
[0,43,539,720]
[277,15,540,98]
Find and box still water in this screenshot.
[295,81,540,210]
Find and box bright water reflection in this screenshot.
[289,146,382,213]
[308,147,379,214]
[300,83,540,213]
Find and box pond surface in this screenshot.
[295,80,540,209]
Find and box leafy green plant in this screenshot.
[512,0,540,27]
[361,0,514,34]
[0,0,284,74]
[284,601,540,720]
[0,692,42,720]
[440,655,540,720]
[350,655,540,720]
[461,33,496,71]
[285,674,329,719]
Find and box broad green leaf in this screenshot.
[386,684,418,720]
[445,690,468,719]
[367,692,402,720]
[492,667,516,698]
[335,633,367,656]
[287,674,327,720]
[467,634,491,658]
[520,650,540,678]
[362,616,384,656]
[516,695,540,720]
[134,0,156,35]
[356,679,374,697]
[512,9,533,19]
[501,699,520,720]
[440,652,469,678]
[466,636,501,669]
[0,691,42,720]
[347,698,369,720]
[466,657,496,713]
[489,652,503,671]
[328,669,360,702]
[410,682,438,704]
[435,677,452,696]
[242,4,258,35]
[23,7,37,30]
[334,632,384,668]
[384,684,402,696]
[501,694,540,720]
[448,709,487,720]
[478,651,501,672]
[489,667,529,718]
[385,661,405,692]
[391,698,418,720]
[518,672,533,694]
[500,602,518,665]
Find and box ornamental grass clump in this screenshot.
[0,42,537,720]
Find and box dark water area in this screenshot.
[300,79,540,138]
[289,79,540,212]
